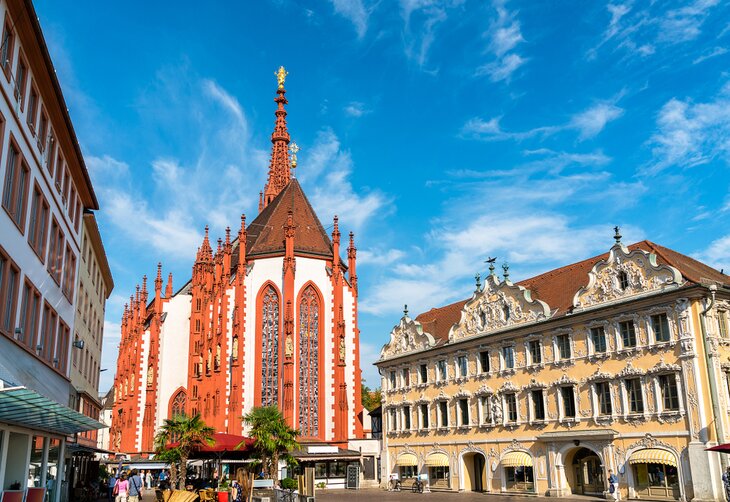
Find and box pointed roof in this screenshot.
[262,67,292,207]
[243,179,334,259]
[414,240,729,344]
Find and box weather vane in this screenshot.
[485,256,497,274]
[275,66,288,89]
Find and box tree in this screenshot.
[241,406,300,484]
[153,420,181,489]
[361,383,382,412]
[157,413,215,489]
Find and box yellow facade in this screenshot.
[377,241,730,501]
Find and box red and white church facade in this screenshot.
[110,70,364,454]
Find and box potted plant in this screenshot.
[217,478,230,502]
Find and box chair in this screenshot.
[1,491,24,502]
[26,488,46,502]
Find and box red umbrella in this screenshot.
[168,432,254,454]
[706,443,730,453]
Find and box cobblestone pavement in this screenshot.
[316,488,603,501]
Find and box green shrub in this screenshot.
[280,478,298,490]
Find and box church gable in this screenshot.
[380,312,437,360]
[449,273,552,341]
[572,242,683,310]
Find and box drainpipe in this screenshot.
[698,285,727,470]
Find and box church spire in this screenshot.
[262,66,292,209]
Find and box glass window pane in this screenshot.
[46,438,61,502]
[28,436,44,487]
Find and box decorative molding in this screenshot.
[476,384,494,396]
[380,314,436,360]
[522,378,547,390]
[646,359,681,374]
[573,244,683,310]
[617,362,645,378]
[449,274,552,341]
[586,370,615,382]
[498,380,520,394]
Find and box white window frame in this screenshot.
[477,394,493,425]
[615,316,640,351]
[647,310,674,345]
[552,332,573,362]
[456,397,470,427]
[525,337,543,366]
[437,400,449,428]
[418,402,430,430]
[455,354,469,378]
[621,376,648,418]
[654,372,684,415]
[402,405,412,431]
[418,363,429,384]
[500,345,515,371]
[401,367,411,388]
[557,385,579,423]
[717,309,728,338]
[388,407,398,432]
[587,324,608,356]
[436,359,448,381]
[591,380,614,420]
[502,392,519,425]
[478,349,491,374]
[389,370,397,390]
[527,387,547,423]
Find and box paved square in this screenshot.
[316,488,601,501]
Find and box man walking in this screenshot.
[608,469,619,501]
[128,470,143,502]
[108,475,117,502]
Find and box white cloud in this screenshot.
[399,0,464,68]
[477,53,527,82]
[358,248,406,266]
[462,100,623,141]
[344,101,371,117]
[330,0,369,38]
[647,84,730,173]
[692,46,728,64]
[478,0,527,82]
[698,234,730,272]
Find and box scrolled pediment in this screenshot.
[380,314,436,360]
[449,274,552,341]
[573,244,683,310]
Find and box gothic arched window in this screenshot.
[261,285,280,407]
[170,389,186,418]
[298,286,320,436]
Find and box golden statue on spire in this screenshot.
[276,66,288,89]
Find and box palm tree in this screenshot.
[241,406,300,484]
[157,413,215,489]
[154,416,183,488]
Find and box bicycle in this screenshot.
[411,478,424,493]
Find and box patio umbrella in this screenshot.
[706,443,730,453]
[168,432,255,482]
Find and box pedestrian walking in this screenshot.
[128,470,143,502]
[115,473,130,502]
[108,476,117,502]
[608,469,619,501]
[722,466,730,502]
[145,471,153,490]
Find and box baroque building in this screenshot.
[111,69,364,454]
[376,234,730,501]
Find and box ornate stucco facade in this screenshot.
[110,71,364,454]
[377,236,730,501]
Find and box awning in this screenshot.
[425,453,449,467]
[0,386,105,436]
[706,443,730,453]
[629,449,676,467]
[501,451,533,468]
[395,453,418,466]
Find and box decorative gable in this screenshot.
[573,243,683,310]
[379,313,437,360]
[449,273,552,341]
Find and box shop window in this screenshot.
[505,393,517,423]
[556,334,571,360]
[625,378,644,414]
[531,390,545,421]
[619,320,636,348]
[419,363,428,383]
[528,340,541,364]
[596,381,612,416]
[314,462,327,478]
[429,465,449,485]
[506,466,534,492]
[328,462,347,478]
[632,462,679,499]
[651,313,671,343]
[561,386,576,418]
[659,374,680,411]
[400,465,417,479]
[479,350,490,373]
[590,326,606,353]
[457,355,468,377]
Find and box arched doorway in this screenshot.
[461,452,486,492]
[565,447,604,496]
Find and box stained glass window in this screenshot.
[298,286,319,436]
[170,389,186,418]
[261,285,280,407]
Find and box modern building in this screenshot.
[97,386,114,455]
[0,0,106,500]
[110,69,365,458]
[376,234,730,501]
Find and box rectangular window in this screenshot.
[419,363,428,383]
[457,355,468,377]
[659,374,680,411]
[420,403,429,429]
[531,390,545,420]
[437,359,447,380]
[505,393,517,422]
[27,184,49,260]
[652,313,671,343]
[1,18,14,78]
[596,381,612,416]
[389,409,397,431]
[458,398,469,425]
[62,246,76,300]
[14,57,26,105]
[556,334,571,360]
[718,311,728,338]
[528,340,542,364]
[625,378,644,414]
[479,350,490,373]
[19,280,41,348]
[619,320,637,348]
[561,386,576,418]
[480,395,491,424]
[401,368,410,387]
[0,252,19,336]
[403,405,411,430]
[389,370,396,389]
[27,84,38,131]
[54,153,63,191]
[63,168,71,204]
[40,303,58,363]
[46,219,64,284]
[502,346,515,369]
[590,326,606,353]
[57,321,69,373]
[439,400,448,427]
[38,108,48,151]
[2,143,29,230]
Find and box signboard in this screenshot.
[346,465,360,489]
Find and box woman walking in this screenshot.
[114,473,130,502]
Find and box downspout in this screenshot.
[698,285,727,470]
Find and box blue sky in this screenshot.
[35,0,730,392]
